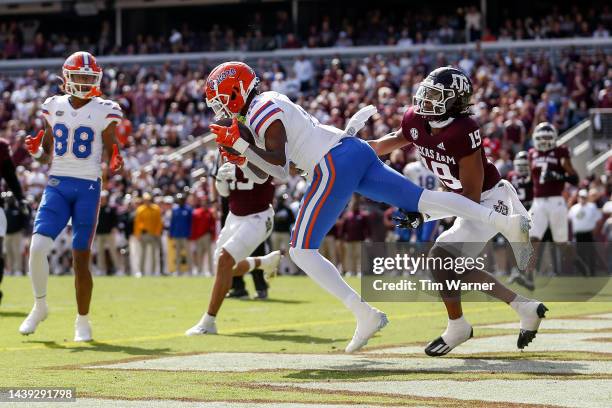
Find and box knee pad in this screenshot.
[30,234,54,257]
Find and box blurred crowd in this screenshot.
[0,41,611,277]
[1,5,612,59]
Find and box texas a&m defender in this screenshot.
[369,66,547,357]
[205,61,529,353]
[185,128,281,336]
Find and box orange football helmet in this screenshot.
[62,51,103,99]
[205,61,259,119]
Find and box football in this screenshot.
[214,118,254,155]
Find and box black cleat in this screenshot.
[225,289,250,299]
[0,289,3,306]
[254,290,268,300]
[425,328,473,357]
[517,304,548,349]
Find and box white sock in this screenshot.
[441,315,471,345]
[418,190,499,225]
[29,234,54,299]
[76,314,89,323]
[245,257,256,272]
[289,248,369,317]
[201,313,216,326]
[35,297,47,308]
[258,251,278,267]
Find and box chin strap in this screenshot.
[429,117,455,128]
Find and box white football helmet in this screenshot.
[532,122,557,152]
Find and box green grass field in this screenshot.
[1,275,611,407]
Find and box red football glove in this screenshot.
[24,130,44,156]
[110,144,124,172]
[219,147,246,167]
[209,118,249,154]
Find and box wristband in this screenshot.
[233,138,249,155]
[31,149,43,159]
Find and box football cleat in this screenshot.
[260,250,282,281]
[345,308,388,353]
[226,289,250,299]
[517,303,548,349]
[74,315,93,342]
[185,321,217,336]
[19,302,48,335]
[425,318,473,357]
[254,289,268,300]
[502,214,533,271]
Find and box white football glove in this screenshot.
[216,162,236,181]
[344,105,377,136]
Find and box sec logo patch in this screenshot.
[410,128,419,140]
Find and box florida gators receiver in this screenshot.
[205,61,530,353]
[19,51,124,341]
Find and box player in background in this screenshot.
[205,62,529,353]
[507,151,533,211]
[185,153,281,335]
[402,159,440,242]
[19,51,124,341]
[0,138,28,305]
[369,66,546,356]
[506,151,535,286]
[521,122,578,287]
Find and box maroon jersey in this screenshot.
[228,167,274,216]
[528,146,569,197]
[503,120,524,144]
[401,107,501,193]
[507,170,533,209]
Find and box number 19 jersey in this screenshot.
[41,94,123,181]
[401,106,500,193]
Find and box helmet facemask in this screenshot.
[63,69,102,99]
[413,82,456,118]
[206,75,259,121]
[533,132,556,151]
[513,158,530,176]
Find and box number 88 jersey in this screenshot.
[400,106,501,194]
[41,94,123,181]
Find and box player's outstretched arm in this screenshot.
[102,122,123,172]
[24,122,53,164]
[368,129,410,156]
[458,150,485,203]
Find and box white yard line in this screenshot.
[270,379,612,408]
[90,352,612,375]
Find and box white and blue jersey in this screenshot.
[243,93,427,250]
[35,95,122,250]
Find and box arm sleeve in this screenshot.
[242,143,290,181]
[104,101,124,128]
[240,163,269,184]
